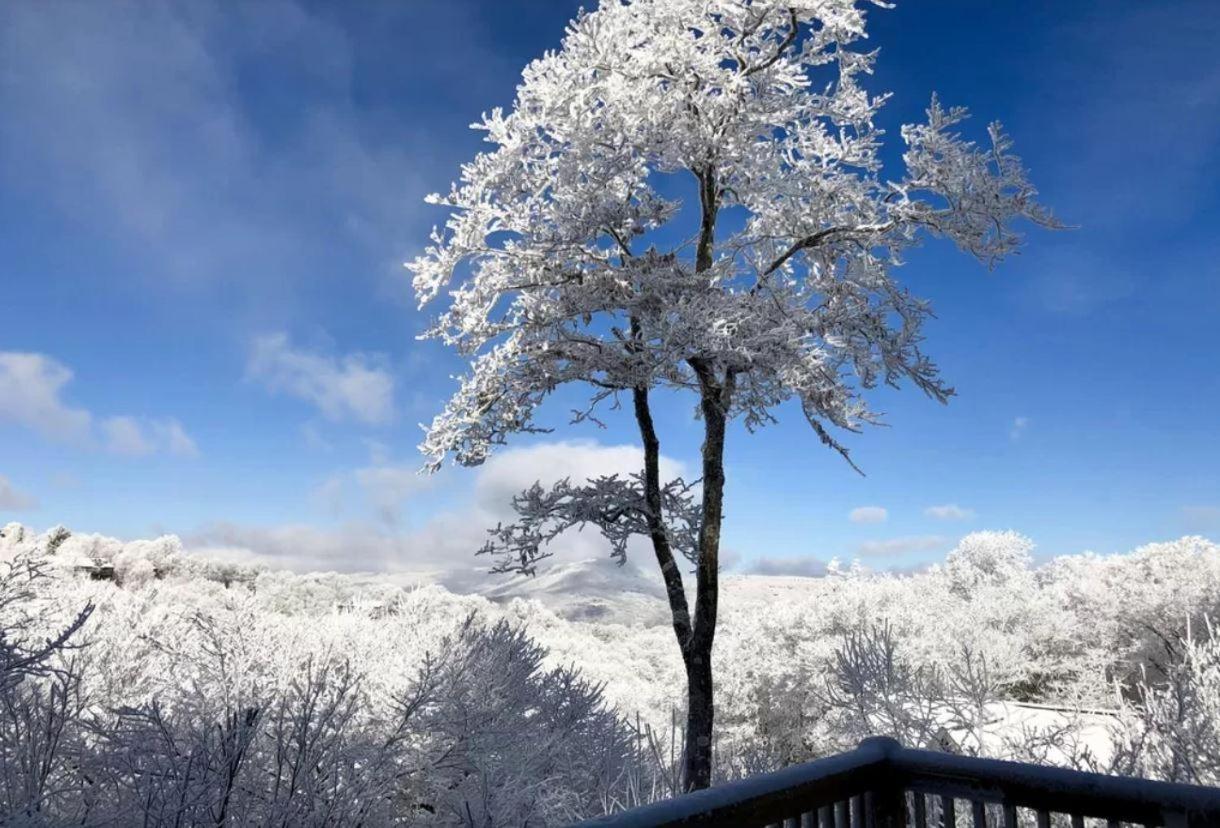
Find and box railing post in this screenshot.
[859,738,905,828]
[873,784,906,828]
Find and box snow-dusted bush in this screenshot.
[407,616,648,824]
[1112,618,1220,785]
[944,530,1035,595]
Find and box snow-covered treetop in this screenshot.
[943,530,1035,594]
[409,0,1057,471]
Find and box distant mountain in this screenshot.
[473,557,672,625]
[462,556,834,625]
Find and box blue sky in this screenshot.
[1,0,1217,576]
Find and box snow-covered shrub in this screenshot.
[1112,618,1220,785]
[408,615,648,824]
[821,622,992,753]
[84,658,411,826]
[944,531,1035,595]
[0,552,93,822]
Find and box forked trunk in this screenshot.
[631,376,729,792]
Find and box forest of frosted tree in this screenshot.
[3,521,1220,825]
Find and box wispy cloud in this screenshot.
[1009,416,1030,441]
[1017,5,1220,317]
[1039,4,1220,231]
[925,503,975,521]
[0,475,37,512]
[848,506,888,524]
[248,334,395,426]
[855,535,947,559]
[300,423,333,452]
[0,352,197,457]
[0,0,435,318]
[102,416,200,458]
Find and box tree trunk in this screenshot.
[681,360,733,791]
[683,644,715,790]
[630,374,728,792]
[675,164,728,792]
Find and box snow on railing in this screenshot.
[577,737,1220,828]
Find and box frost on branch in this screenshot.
[479,473,702,575]
[409,0,1058,477]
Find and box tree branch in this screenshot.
[742,9,800,77]
[761,222,894,277]
[632,383,694,653]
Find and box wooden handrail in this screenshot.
[577,738,891,827]
[575,737,1220,828]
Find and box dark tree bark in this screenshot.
[632,384,694,651]
[626,164,730,792]
[682,165,728,791]
[631,373,730,792]
[684,359,734,790]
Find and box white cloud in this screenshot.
[925,503,976,521]
[355,465,428,525]
[316,463,430,527]
[0,351,197,457]
[102,416,199,458]
[1009,416,1030,441]
[0,352,92,442]
[855,535,948,559]
[159,420,201,457]
[0,475,37,511]
[474,440,688,511]
[248,334,395,426]
[186,522,423,575]
[848,506,888,524]
[195,440,688,575]
[101,417,148,456]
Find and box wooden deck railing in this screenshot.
[576,737,1220,828]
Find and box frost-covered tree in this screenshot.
[410,0,1054,789]
[1112,617,1220,786]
